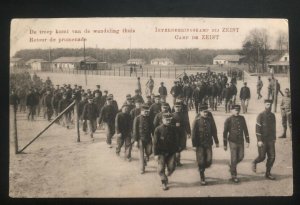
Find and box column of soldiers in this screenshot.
[10,70,291,191]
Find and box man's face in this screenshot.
[135,103,141,108]
[122,106,129,113]
[174,106,181,112]
[265,102,272,110]
[162,106,168,112]
[95,93,99,97]
[200,110,208,117]
[162,118,171,125]
[155,98,160,103]
[107,99,112,104]
[88,99,93,104]
[141,110,149,116]
[232,109,240,116]
[146,98,151,103]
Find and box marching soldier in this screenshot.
[153,113,179,190]
[192,105,219,185]
[223,105,250,183]
[58,93,71,128]
[133,104,153,174]
[279,88,292,139]
[78,93,88,134]
[153,103,170,129]
[170,81,182,105]
[149,95,162,134]
[26,89,38,121]
[82,96,98,138]
[240,82,251,114]
[99,96,118,148]
[257,76,263,99]
[172,102,191,167]
[115,104,133,161]
[132,89,145,104]
[44,89,54,121]
[158,82,168,102]
[252,99,276,180]
[145,95,153,108]
[222,83,232,113]
[123,94,135,113]
[192,83,201,114]
[93,85,102,98]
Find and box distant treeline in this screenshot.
[14,48,241,64]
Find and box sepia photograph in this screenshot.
[9,18,292,197]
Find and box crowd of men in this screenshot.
[9,69,292,191]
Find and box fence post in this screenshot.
[168,68,170,78]
[114,68,115,76]
[119,67,120,76]
[147,68,149,77]
[175,68,177,78]
[160,68,161,78]
[124,68,125,76]
[142,68,143,77]
[75,100,80,142]
[154,68,156,78]
[274,79,278,113]
[12,106,19,154]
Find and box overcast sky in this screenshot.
[10,18,288,56]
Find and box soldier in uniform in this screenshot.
[99,96,118,148]
[257,76,263,99]
[78,93,88,134]
[192,83,201,114]
[223,105,250,183]
[222,83,232,113]
[133,104,153,174]
[153,113,179,191]
[149,95,162,134]
[240,82,251,114]
[26,89,38,121]
[93,85,102,98]
[44,89,54,121]
[279,88,292,139]
[252,99,276,180]
[123,94,135,113]
[115,104,133,161]
[153,103,170,129]
[82,96,98,138]
[158,82,168,102]
[170,81,182,105]
[172,102,191,167]
[145,95,153,108]
[191,105,219,185]
[58,93,71,128]
[132,89,145,104]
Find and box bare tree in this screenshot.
[276,30,289,54]
[241,28,271,73]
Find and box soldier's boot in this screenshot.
[200,171,207,185]
[279,128,287,138]
[161,180,169,191]
[231,176,240,183]
[251,161,257,173]
[265,168,276,180]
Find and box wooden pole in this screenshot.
[12,106,19,154]
[160,68,161,78]
[154,68,156,78]
[18,101,76,153]
[75,100,80,142]
[274,79,278,113]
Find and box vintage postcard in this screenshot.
[9,18,292,197]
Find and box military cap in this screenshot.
[199,104,208,111]
[74,84,77,86]
[56,84,59,87]
[161,102,169,107]
[154,95,160,98]
[244,82,247,85]
[126,94,131,99]
[162,113,173,119]
[78,86,82,89]
[121,104,130,109]
[174,102,182,107]
[106,96,113,100]
[161,82,164,84]
[141,104,150,110]
[146,95,151,99]
[96,85,100,88]
[231,104,241,110]
[104,90,108,93]
[264,99,273,104]
[94,90,100,93]
[108,94,113,97]
[135,89,140,93]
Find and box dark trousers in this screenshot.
[116,133,132,159]
[139,139,153,171]
[229,142,244,177]
[196,146,212,172]
[157,153,176,181]
[194,101,200,113]
[254,141,276,171]
[176,132,187,164]
[225,99,232,113]
[46,106,53,121]
[281,110,292,129]
[81,119,87,132]
[105,122,115,145]
[27,105,36,120]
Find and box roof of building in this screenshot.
[25,59,46,65]
[268,61,290,66]
[127,58,145,62]
[52,56,98,63]
[10,57,23,62]
[151,58,174,62]
[213,55,243,61]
